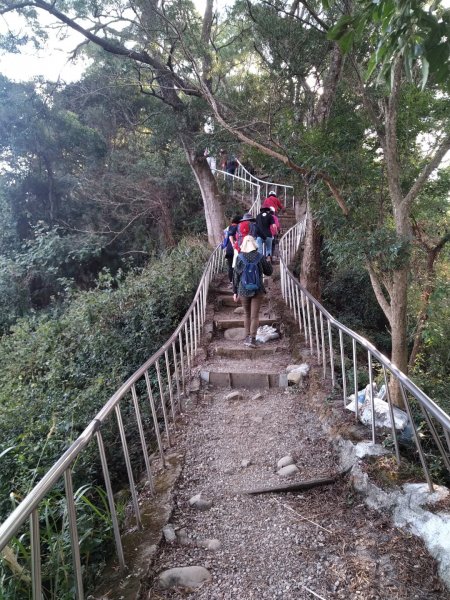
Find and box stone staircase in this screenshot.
[200,267,293,390]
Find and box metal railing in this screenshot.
[236,161,295,208]
[214,168,262,215]
[279,220,450,493]
[0,244,226,599]
[214,160,294,212]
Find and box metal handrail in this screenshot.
[214,168,262,215]
[278,220,450,493]
[236,160,295,208]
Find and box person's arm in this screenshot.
[261,255,273,276]
[233,259,241,299]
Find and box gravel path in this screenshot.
[145,274,447,599]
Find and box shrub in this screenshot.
[0,237,210,597]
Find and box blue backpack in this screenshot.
[239,254,262,292]
[221,227,230,250]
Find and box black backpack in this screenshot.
[239,254,262,292]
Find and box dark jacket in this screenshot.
[225,224,238,256]
[233,250,273,297]
[255,209,275,240]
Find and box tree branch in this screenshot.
[402,135,450,209]
[200,80,349,215]
[14,0,202,104]
[366,261,392,323]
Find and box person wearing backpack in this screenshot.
[255,206,275,262]
[222,214,242,285]
[233,235,273,348]
[233,213,257,253]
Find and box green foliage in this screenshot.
[322,267,391,352]
[0,237,209,597]
[328,0,450,89]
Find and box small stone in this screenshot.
[201,538,221,551]
[189,493,213,511]
[252,392,263,401]
[176,528,190,545]
[163,524,176,543]
[234,306,244,314]
[158,566,212,590]
[241,459,251,468]
[277,464,299,478]
[225,391,242,401]
[277,455,295,469]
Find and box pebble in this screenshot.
[241,459,252,468]
[189,493,213,511]
[277,464,299,478]
[162,524,176,543]
[277,455,295,469]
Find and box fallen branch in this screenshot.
[240,466,352,495]
[273,498,332,533]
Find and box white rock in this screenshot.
[201,538,222,551]
[162,524,176,543]
[234,306,244,314]
[189,493,213,511]
[158,566,212,590]
[286,363,310,375]
[252,392,263,401]
[277,455,295,469]
[241,459,251,468]
[225,391,242,401]
[287,371,303,385]
[277,464,299,478]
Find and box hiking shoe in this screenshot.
[244,336,257,349]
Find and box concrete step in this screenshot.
[216,295,237,307]
[200,369,288,389]
[210,285,233,296]
[214,315,279,330]
[212,344,285,358]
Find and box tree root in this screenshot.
[241,466,353,495]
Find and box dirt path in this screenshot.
[143,272,447,600]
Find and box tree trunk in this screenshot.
[300,44,344,297]
[300,201,321,300]
[158,195,176,249]
[182,141,224,246]
[389,267,409,407]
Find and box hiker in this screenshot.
[219,149,227,171]
[269,207,280,259]
[233,235,273,348]
[233,213,257,254]
[222,214,242,285]
[226,155,237,176]
[204,148,216,173]
[255,205,276,261]
[262,190,283,213]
